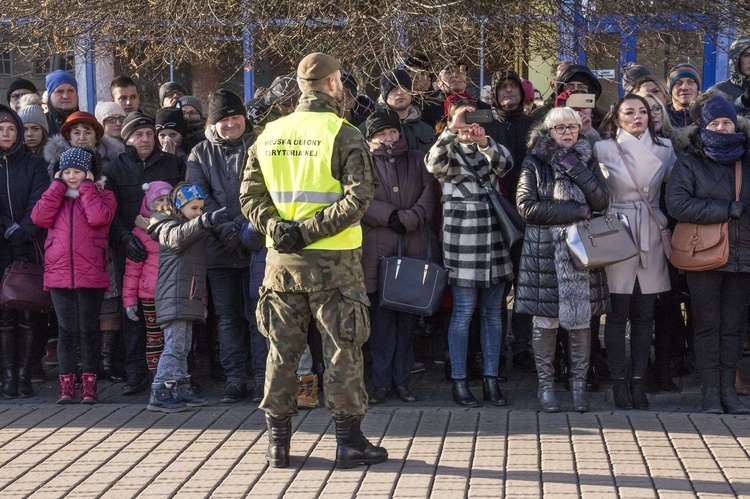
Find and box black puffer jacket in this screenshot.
[0,104,49,271]
[665,118,750,273]
[484,106,534,203]
[514,125,610,318]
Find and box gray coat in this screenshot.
[186,125,256,269]
[147,211,215,325]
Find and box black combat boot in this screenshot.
[334,416,388,469]
[265,414,292,468]
[1,322,17,398]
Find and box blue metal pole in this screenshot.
[84,38,96,112]
[479,21,485,89]
[243,23,255,101]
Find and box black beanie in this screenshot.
[380,69,412,102]
[121,112,155,141]
[365,109,401,139]
[208,89,246,125]
[155,104,187,137]
[6,78,37,105]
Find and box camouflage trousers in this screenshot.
[256,285,370,419]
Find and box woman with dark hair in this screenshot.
[515,107,610,412]
[666,96,750,414]
[0,104,49,398]
[595,94,677,410]
[425,99,514,407]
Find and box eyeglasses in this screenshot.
[650,105,663,116]
[9,92,30,101]
[183,111,201,118]
[564,82,589,92]
[104,116,125,124]
[549,124,581,134]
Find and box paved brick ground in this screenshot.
[1,358,749,498]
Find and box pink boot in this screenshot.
[57,374,75,404]
[81,373,98,404]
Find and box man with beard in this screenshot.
[240,52,387,470]
[666,63,702,128]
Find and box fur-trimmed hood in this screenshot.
[527,122,593,166]
[678,115,750,159]
[43,133,125,179]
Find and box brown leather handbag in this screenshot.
[0,258,52,313]
[670,161,740,272]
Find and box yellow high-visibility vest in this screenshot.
[257,111,362,250]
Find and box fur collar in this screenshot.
[527,123,593,165]
[43,133,123,180]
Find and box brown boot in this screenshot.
[296,374,318,409]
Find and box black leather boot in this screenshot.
[100,330,124,382]
[533,328,559,412]
[334,416,388,469]
[482,376,507,406]
[568,328,590,413]
[630,377,649,410]
[265,414,292,468]
[612,378,632,409]
[1,322,17,398]
[452,378,479,407]
[17,318,35,398]
[720,369,750,414]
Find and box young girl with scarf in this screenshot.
[666,96,750,414]
[515,107,610,413]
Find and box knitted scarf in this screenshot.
[701,128,746,164]
[549,143,592,330]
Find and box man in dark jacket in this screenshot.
[45,70,79,136]
[530,63,603,129]
[711,36,750,102]
[186,89,263,404]
[666,63,702,128]
[403,53,444,128]
[484,70,536,372]
[105,112,186,395]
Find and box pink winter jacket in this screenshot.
[121,197,160,307]
[31,179,117,290]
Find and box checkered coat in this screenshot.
[425,129,514,287]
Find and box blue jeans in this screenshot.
[448,281,507,379]
[154,319,192,383]
[51,288,105,375]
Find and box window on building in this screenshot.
[0,52,12,76]
[33,53,75,76]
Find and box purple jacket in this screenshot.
[31,179,116,290]
[361,139,437,294]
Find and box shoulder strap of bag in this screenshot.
[454,145,495,194]
[615,141,667,231]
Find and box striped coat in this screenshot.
[425,129,514,287]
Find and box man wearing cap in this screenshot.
[6,78,38,112]
[159,82,186,108]
[403,53,443,128]
[110,76,141,115]
[187,89,264,405]
[666,63,702,128]
[484,70,536,374]
[105,112,186,395]
[366,69,435,153]
[240,52,387,469]
[45,70,80,136]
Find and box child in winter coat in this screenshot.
[146,183,228,412]
[31,147,117,404]
[122,181,173,378]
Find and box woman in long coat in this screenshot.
[595,94,676,410]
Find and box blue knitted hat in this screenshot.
[45,70,78,94]
[174,184,205,209]
[700,96,737,129]
[59,147,93,173]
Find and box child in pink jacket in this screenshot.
[31,147,117,404]
[122,181,173,378]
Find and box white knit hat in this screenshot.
[94,101,126,126]
[17,104,49,135]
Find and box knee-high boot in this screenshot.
[1,322,17,398]
[17,317,35,398]
[100,330,124,382]
[532,327,559,412]
[568,328,591,413]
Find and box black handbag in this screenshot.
[457,147,525,247]
[378,234,447,317]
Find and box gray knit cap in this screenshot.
[17,104,49,134]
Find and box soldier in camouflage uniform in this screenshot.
[240,52,388,469]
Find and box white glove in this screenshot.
[125,305,139,321]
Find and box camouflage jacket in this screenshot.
[240,91,375,292]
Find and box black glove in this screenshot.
[559,152,579,170]
[208,207,230,226]
[122,233,147,263]
[729,201,745,219]
[579,204,592,220]
[10,243,28,262]
[273,222,305,253]
[387,211,407,234]
[7,226,29,246]
[217,221,242,251]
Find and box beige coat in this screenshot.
[595,129,677,294]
